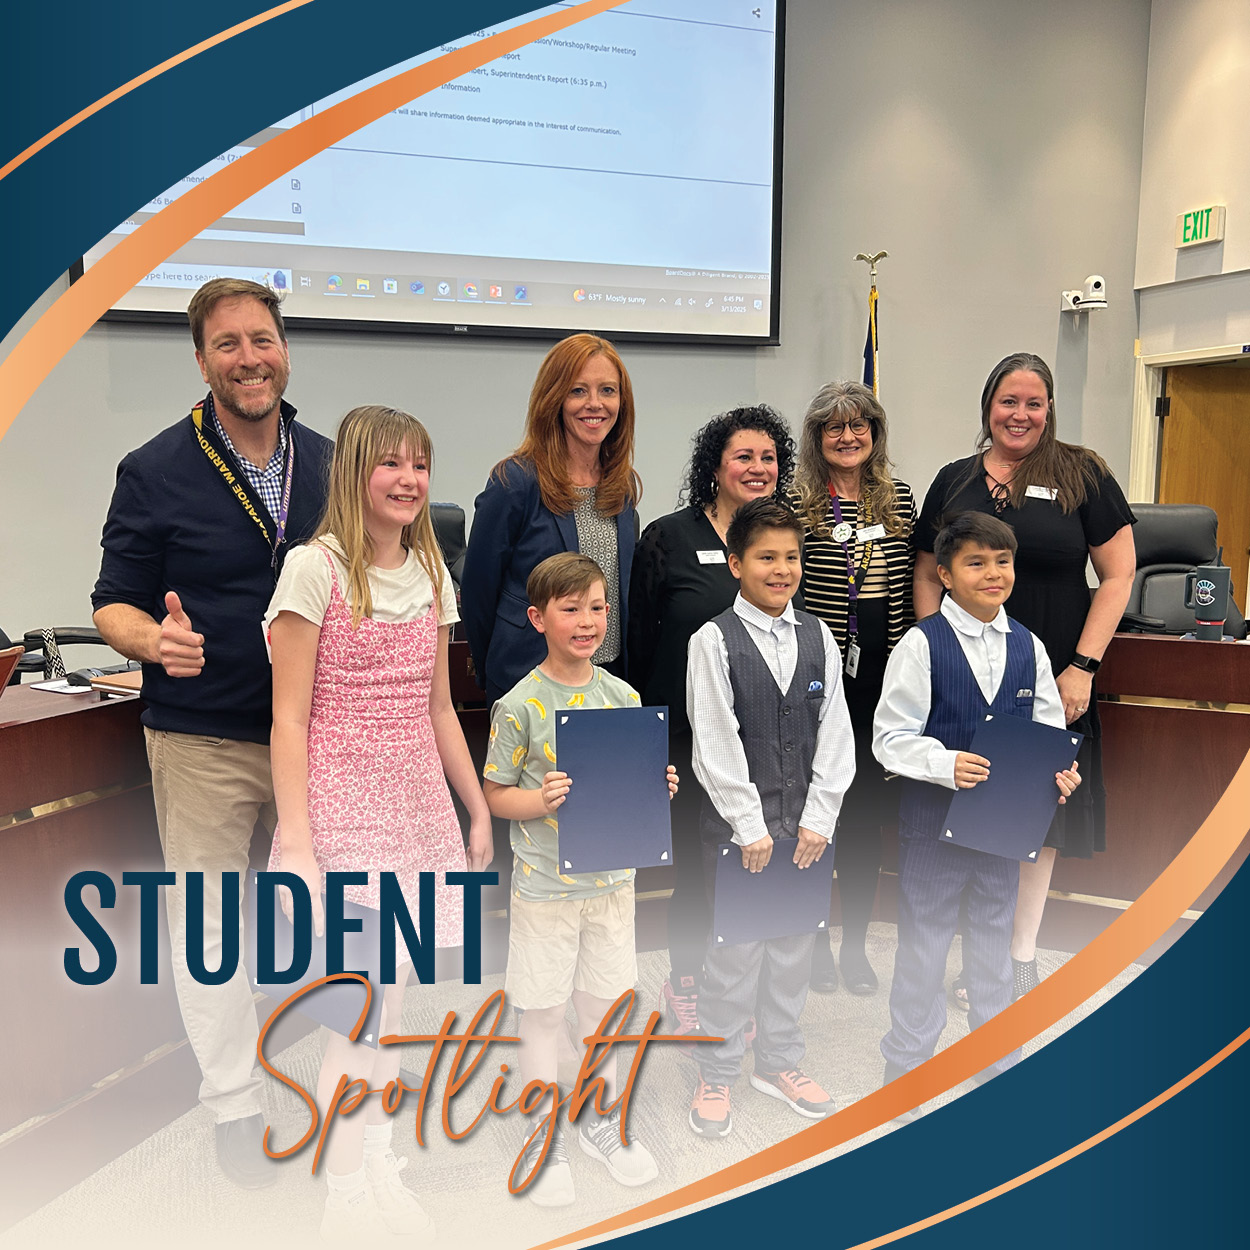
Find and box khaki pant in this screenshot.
[145,729,275,1122]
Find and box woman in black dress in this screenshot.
[793,380,916,995]
[915,352,1136,999]
[628,404,796,1036]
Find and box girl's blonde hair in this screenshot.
[314,405,445,628]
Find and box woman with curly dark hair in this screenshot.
[627,404,796,1040]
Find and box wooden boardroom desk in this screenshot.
[0,685,183,1184]
[1046,632,1250,952]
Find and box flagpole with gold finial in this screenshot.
[855,251,887,397]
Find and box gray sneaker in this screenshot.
[516,1125,575,1207]
[578,1106,658,1187]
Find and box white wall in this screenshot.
[0,0,1152,649]
[1135,0,1250,353]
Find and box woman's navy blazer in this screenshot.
[461,456,636,703]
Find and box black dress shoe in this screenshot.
[839,947,879,996]
[215,1113,277,1189]
[809,939,839,993]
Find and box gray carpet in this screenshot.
[1,929,1141,1250]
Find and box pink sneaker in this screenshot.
[659,979,704,1055]
[749,1068,836,1120]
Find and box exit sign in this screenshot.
[1175,205,1226,248]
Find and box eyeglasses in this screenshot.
[822,417,872,437]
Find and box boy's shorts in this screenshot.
[505,882,637,1011]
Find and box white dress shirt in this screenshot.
[872,595,1064,790]
[687,593,856,846]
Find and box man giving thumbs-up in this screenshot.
[91,278,332,1188]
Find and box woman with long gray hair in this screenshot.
[793,380,917,996]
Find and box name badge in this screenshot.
[1026,485,1058,501]
[845,639,861,678]
[857,523,886,542]
[696,549,727,565]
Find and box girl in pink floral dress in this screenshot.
[267,404,493,1243]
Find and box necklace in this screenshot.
[705,505,729,542]
[983,453,1020,514]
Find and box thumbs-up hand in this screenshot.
[159,590,205,677]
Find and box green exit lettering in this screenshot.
[1183,208,1213,243]
[1177,204,1225,249]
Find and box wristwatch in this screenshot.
[1069,652,1101,674]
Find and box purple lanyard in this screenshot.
[271,434,296,570]
[829,489,874,639]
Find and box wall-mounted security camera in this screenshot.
[1061,274,1108,313]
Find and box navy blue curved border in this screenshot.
[615,850,1250,1249]
[5,4,1250,1246]
[1,1,547,341]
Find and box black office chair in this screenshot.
[1119,503,1248,638]
[430,502,467,587]
[18,626,107,680]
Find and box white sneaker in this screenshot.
[365,1150,436,1241]
[578,1106,658,1187]
[319,1185,398,1244]
[516,1126,575,1208]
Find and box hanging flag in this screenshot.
[862,285,879,396]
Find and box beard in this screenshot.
[204,357,291,423]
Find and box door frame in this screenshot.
[1129,340,1250,501]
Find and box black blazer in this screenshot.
[461,457,636,703]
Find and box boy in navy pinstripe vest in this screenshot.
[872,513,1079,1113]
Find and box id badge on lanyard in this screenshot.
[829,486,872,681]
[845,637,861,679]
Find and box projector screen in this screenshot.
[77,1,785,345]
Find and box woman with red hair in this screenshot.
[463,333,642,706]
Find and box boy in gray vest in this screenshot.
[686,498,855,1138]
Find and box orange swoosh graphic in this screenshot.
[0,0,626,445]
[845,1022,1250,1249]
[531,745,1250,1249]
[0,0,316,184]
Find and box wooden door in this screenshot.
[1160,365,1250,613]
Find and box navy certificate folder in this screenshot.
[245,871,385,1047]
[941,714,1084,861]
[711,838,835,945]
[554,705,673,873]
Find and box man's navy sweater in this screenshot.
[92,397,332,744]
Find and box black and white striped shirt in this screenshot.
[797,479,919,656]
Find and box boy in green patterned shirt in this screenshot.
[484,552,676,1207]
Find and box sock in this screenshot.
[326,1165,368,1203]
[363,1122,393,1160]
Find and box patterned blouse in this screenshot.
[573,485,622,663]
